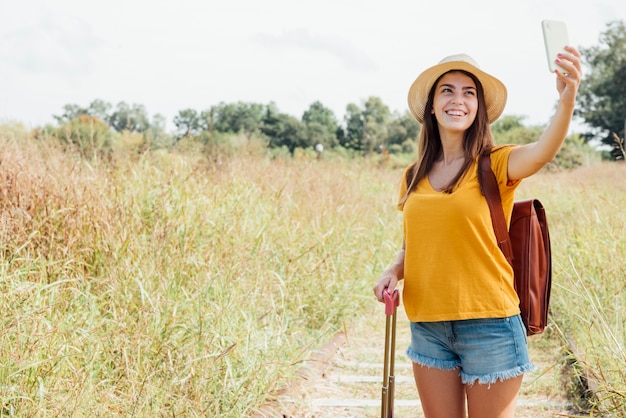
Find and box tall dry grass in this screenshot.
[517,163,626,415]
[0,127,624,416]
[0,132,402,416]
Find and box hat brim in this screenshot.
[407,60,507,124]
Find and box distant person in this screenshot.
[373,47,581,417]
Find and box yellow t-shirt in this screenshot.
[398,146,521,322]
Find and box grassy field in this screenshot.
[0,131,624,416]
[524,163,626,415]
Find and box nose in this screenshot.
[451,92,464,104]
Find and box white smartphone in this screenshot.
[542,20,570,73]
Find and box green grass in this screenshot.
[0,131,624,416]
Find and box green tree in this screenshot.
[173,109,202,139]
[362,97,391,153]
[492,115,597,170]
[198,108,215,137]
[53,100,113,125]
[576,20,626,159]
[493,119,543,145]
[146,113,172,148]
[260,106,308,154]
[341,103,365,151]
[109,102,150,133]
[213,102,266,139]
[54,104,88,123]
[385,111,421,153]
[341,97,391,153]
[87,99,113,123]
[57,115,113,159]
[491,115,526,137]
[302,101,339,149]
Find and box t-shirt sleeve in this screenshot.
[490,145,521,189]
[490,145,522,218]
[396,166,411,211]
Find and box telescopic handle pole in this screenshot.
[381,288,399,418]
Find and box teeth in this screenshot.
[447,110,464,116]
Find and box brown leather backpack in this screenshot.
[478,153,552,336]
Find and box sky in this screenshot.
[0,0,623,133]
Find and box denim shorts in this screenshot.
[406,314,536,385]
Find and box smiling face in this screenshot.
[431,71,478,134]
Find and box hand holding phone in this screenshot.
[542,20,569,73]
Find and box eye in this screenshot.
[464,89,476,96]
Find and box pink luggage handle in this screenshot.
[383,288,399,316]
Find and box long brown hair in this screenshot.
[399,70,495,204]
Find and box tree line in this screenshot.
[51,97,421,156]
[39,20,626,161]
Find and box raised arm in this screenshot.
[507,46,582,181]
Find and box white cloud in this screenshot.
[0,0,624,130]
[0,10,101,76]
[254,28,378,72]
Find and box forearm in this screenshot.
[508,96,576,180]
[373,242,405,301]
[533,101,575,163]
[508,46,581,181]
[383,248,405,281]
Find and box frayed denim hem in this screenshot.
[406,347,460,371]
[461,362,537,386]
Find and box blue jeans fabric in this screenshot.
[406,314,536,385]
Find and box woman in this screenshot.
[373,48,581,418]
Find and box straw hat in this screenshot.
[407,54,507,124]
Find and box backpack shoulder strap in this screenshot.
[478,153,514,264]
